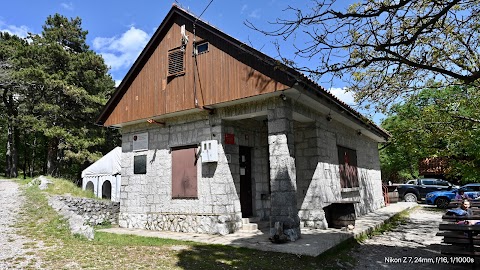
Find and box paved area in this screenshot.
[350,205,469,269]
[99,202,417,257]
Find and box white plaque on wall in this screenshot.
[133,132,148,152]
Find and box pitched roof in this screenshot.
[96,4,390,140]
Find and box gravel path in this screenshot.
[0,180,42,269]
[350,205,472,269]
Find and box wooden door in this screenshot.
[239,146,253,217]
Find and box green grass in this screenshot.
[355,207,411,242]
[42,176,96,198]
[7,176,412,269]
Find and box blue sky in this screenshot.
[0,0,384,123]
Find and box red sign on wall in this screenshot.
[224,133,235,145]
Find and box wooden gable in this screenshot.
[100,8,291,127]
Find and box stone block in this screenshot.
[267,119,291,134]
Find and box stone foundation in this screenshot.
[52,196,120,225]
[119,213,242,235]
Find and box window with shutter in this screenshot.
[337,145,359,188]
[171,146,198,198]
[168,48,185,77]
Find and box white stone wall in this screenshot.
[293,104,385,228]
[119,115,243,234]
[117,97,385,234]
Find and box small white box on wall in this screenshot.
[201,140,218,162]
[133,132,148,152]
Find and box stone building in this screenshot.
[96,5,390,241]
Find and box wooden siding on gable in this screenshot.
[103,15,291,126]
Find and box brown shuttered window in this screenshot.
[168,48,185,77]
[338,146,359,188]
[172,146,197,198]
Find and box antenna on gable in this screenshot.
[180,24,188,50]
[192,0,214,109]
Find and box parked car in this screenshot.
[397,178,457,202]
[425,183,480,208]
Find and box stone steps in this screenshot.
[240,217,260,232]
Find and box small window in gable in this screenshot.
[195,42,209,55]
[168,47,185,77]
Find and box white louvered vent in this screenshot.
[168,48,185,77]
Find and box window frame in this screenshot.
[195,42,209,55]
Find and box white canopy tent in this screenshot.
[82,147,121,202]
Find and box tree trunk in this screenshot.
[5,123,12,177]
[11,121,18,178]
[46,137,59,176]
[30,135,36,178]
[23,132,28,179]
[5,119,18,178]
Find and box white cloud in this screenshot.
[61,2,74,11]
[0,21,30,38]
[249,9,261,19]
[115,80,122,87]
[328,87,355,105]
[241,4,248,14]
[93,26,150,71]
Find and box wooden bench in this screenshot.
[438,223,480,259]
[442,213,480,222]
[448,200,480,208]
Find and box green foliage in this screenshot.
[41,176,96,198]
[355,208,410,242]
[248,0,480,112]
[381,86,480,183]
[0,14,120,180]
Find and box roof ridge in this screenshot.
[97,4,390,139]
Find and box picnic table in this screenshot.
[439,223,480,255]
[438,212,480,267]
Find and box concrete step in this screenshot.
[240,223,258,232]
[242,217,261,224]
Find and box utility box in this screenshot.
[201,140,218,163]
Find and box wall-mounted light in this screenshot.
[279,93,287,101]
[326,114,332,121]
[357,130,362,136]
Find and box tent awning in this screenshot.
[81,147,121,178]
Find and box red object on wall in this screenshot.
[225,133,235,145]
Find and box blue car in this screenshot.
[425,183,480,208]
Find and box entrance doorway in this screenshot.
[239,146,253,217]
[102,180,112,199]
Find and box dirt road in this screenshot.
[0,180,42,269]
